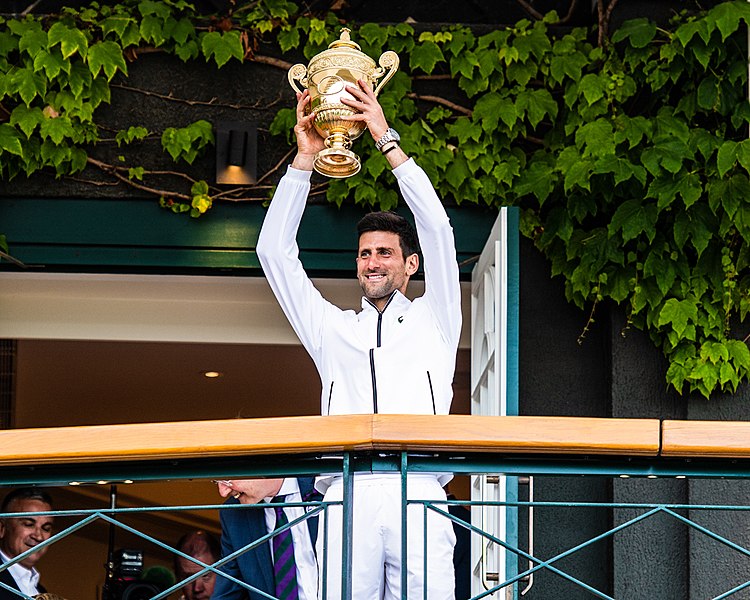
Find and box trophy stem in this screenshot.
[325,130,352,150]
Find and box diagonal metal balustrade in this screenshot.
[0,415,748,599]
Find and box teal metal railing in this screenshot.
[0,415,747,599]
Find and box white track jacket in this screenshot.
[257,158,461,420]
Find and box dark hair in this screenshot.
[174,530,221,575]
[1,488,53,512]
[356,211,420,258]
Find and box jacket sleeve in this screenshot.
[256,166,333,369]
[394,158,462,349]
[210,508,248,600]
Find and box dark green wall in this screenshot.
[0,196,497,277]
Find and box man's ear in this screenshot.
[405,253,419,276]
[0,518,6,537]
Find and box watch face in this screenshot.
[378,128,399,149]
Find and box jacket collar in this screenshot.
[361,290,410,314]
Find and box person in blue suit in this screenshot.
[211,478,320,600]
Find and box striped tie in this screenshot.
[272,496,300,600]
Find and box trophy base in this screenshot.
[314,147,361,178]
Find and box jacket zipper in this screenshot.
[370,349,378,413]
[327,381,334,415]
[368,292,397,413]
[426,371,436,414]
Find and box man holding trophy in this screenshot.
[257,40,460,599]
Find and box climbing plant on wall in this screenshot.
[0,0,749,398]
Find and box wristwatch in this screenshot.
[375,128,400,152]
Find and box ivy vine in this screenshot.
[0,0,749,398]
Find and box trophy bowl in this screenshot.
[288,28,399,178]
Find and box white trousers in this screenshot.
[317,474,456,600]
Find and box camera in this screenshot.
[103,549,162,600]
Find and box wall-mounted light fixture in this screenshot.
[216,121,257,185]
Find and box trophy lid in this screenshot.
[328,28,361,51]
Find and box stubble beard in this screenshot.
[359,271,396,302]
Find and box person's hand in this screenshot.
[291,90,326,170]
[340,79,390,143]
[216,478,284,505]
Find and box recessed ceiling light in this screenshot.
[203,371,223,378]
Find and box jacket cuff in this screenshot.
[392,157,417,180]
[285,165,313,182]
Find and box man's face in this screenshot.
[0,498,53,569]
[356,231,418,308]
[216,479,283,505]
[176,551,216,600]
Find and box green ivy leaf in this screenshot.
[101,15,135,41]
[39,114,75,144]
[18,23,47,58]
[10,104,43,138]
[609,198,657,242]
[175,40,199,61]
[444,154,471,190]
[658,298,698,338]
[10,67,46,105]
[33,48,69,80]
[727,339,750,369]
[473,93,515,132]
[700,340,730,365]
[707,1,750,42]
[278,26,300,53]
[517,88,557,128]
[611,18,657,48]
[115,126,149,146]
[140,15,166,47]
[409,40,444,73]
[87,41,128,80]
[200,30,243,68]
[578,73,606,106]
[47,21,88,59]
[576,119,615,157]
[0,123,23,157]
[191,180,209,195]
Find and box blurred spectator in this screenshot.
[0,488,54,598]
[174,530,221,600]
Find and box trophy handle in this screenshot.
[372,51,399,97]
[288,63,309,95]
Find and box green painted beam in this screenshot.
[0,197,500,276]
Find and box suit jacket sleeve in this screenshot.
[210,507,248,600]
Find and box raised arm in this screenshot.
[256,91,332,363]
[342,81,462,348]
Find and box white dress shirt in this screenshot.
[0,550,41,596]
[263,478,318,600]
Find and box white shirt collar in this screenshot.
[268,477,300,501]
[0,549,40,595]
